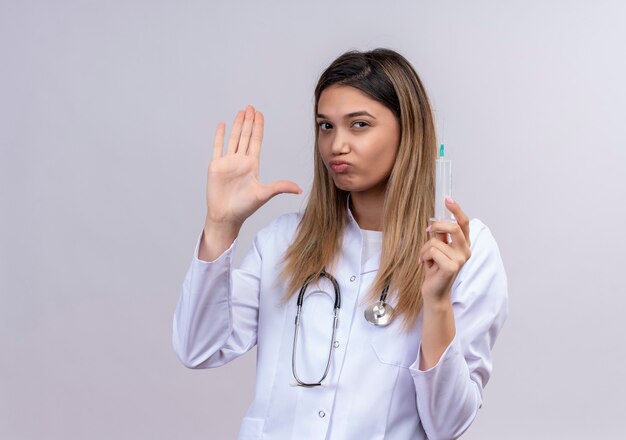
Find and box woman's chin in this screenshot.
[332,181,355,192]
[332,179,389,197]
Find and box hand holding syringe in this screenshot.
[419,143,472,304]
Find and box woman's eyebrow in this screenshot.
[316,111,377,119]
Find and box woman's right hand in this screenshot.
[205,105,303,229]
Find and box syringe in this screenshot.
[432,144,453,222]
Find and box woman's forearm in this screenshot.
[419,299,456,370]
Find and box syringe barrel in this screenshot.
[434,158,453,222]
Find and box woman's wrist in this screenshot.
[199,219,242,262]
[419,296,455,370]
[421,294,453,315]
[204,217,242,237]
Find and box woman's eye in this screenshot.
[318,122,332,131]
[352,121,369,128]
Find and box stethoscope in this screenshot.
[291,269,394,387]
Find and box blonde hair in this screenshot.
[280,48,436,329]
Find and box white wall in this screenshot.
[1,1,625,438]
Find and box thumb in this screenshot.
[260,180,303,201]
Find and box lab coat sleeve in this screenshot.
[409,222,509,440]
[172,228,263,369]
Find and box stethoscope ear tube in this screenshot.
[292,271,341,387]
[292,270,393,387]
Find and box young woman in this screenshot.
[173,48,508,439]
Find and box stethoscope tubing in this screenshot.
[292,271,340,387]
[291,270,392,387]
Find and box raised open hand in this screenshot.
[205,105,303,228]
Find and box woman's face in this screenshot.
[316,85,400,196]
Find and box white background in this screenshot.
[1,1,625,439]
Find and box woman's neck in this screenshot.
[349,190,385,231]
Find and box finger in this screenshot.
[226,110,245,155]
[420,246,457,273]
[421,237,469,272]
[419,246,436,269]
[248,111,264,157]
[212,122,225,160]
[419,238,455,264]
[236,105,255,155]
[435,231,448,244]
[445,197,470,245]
[427,220,449,244]
[428,221,468,251]
[259,180,303,202]
[433,228,449,244]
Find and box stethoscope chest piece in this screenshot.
[364,300,394,326]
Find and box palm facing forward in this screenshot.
[206,105,302,227]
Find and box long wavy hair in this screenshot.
[279,48,436,329]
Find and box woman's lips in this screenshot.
[330,162,350,173]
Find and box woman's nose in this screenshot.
[330,131,350,155]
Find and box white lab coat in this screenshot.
[173,205,508,440]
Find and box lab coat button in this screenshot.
[333,340,340,348]
[318,410,326,418]
[350,275,356,282]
